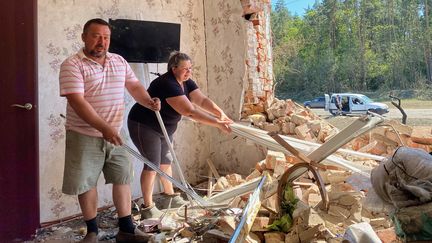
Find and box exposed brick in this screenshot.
[411,126,432,145]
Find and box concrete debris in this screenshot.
[411,126,432,145]
[33,99,432,242]
[202,143,397,242]
[251,217,270,232]
[247,98,339,143]
[375,227,399,243]
[263,231,285,242]
[343,222,381,243]
[32,150,400,242]
[248,97,431,156]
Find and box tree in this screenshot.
[271,0,432,101]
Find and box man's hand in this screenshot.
[101,125,123,146]
[66,93,123,145]
[148,97,161,111]
[126,81,160,111]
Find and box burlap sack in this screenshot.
[371,147,432,208]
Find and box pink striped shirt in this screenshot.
[59,49,138,137]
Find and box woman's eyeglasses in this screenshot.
[177,66,192,72]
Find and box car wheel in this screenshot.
[368,109,378,114]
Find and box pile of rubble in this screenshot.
[347,120,432,156]
[248,97,432,155]
[210,150,397,242]
[33,98,432,242]
[246,98,339,143]
[206,97,432,242]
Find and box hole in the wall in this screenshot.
[244,13,253,20]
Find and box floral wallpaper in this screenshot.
[204,0,266,176]
[38,0,207,223]
[38,0,266,222]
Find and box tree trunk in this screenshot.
[425,0,432,83]
[389,94,407,124]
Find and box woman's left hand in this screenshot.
[216,119,232,133]
[219,112,233,123]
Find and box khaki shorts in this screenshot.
[62,130,133,195]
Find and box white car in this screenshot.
[325,93,389,115]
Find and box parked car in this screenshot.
[325,93,389,115]
[303,96,326,108]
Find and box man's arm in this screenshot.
[66,93,123,145]
[125,81,160,111]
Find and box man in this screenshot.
[335,94,342,115]
[59,18,160,242]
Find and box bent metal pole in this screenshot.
[154,110,195,204]
[122,143,209,206]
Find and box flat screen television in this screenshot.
[109,19,180,63]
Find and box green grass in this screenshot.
[382,99,432,109]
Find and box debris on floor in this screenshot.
[32,98,432,242]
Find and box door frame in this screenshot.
[0,0,39,240]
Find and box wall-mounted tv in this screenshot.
[109,19,180,63]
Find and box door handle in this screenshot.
[11,103,33,110]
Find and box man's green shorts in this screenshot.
[62,130,133,195]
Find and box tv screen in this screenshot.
[109,19,180,63]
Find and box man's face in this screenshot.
[82,23,111,59]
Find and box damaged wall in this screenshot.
[38,0,272,222]
[242,0,274,116]
[206,0,272,176]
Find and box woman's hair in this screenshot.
[167,51,192,71]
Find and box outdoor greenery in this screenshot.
[272,0,432,101]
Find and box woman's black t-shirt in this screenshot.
[128,71,199,135]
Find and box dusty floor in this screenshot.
[30,203,132,242]
[29,109,429,242]
[30,189,223,242]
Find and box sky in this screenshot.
[279,0,318,16]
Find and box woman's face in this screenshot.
[172,60,192,82]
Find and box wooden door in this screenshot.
[0,0,39,240]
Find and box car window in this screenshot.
[359,95,372,103]
[352,97,363,104]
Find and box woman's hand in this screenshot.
[216,119,232,133]
[216,112,233,133]
[219,112,233,123]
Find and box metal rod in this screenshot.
[230,123,384,161]
[207,177,261,204]
[122,144,210,206]
[229,175,267,243]
[230,123,373,175]
[154,111,194,204]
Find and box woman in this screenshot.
[128,51,233,219]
